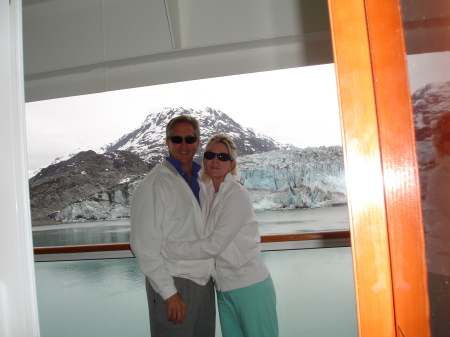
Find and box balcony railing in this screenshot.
[33,230,351,261]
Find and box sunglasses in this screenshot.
[203,151,232,161]
[168,136,198,144]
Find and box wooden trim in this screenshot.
[261,231,350,243]
[34,243,132,255]
[33,231,351,255]
[327,0,396,336]
[364,0,430,335]
[403,17,450,30]
[329,0,431,335]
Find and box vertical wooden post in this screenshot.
[328,0,430,335]
[365,0,430,335]
[328,0,395,335]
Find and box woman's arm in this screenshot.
[163,186,254,260]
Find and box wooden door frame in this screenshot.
[328,0,430,336]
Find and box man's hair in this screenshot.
[166,115,200,139]
[200,133,239,182]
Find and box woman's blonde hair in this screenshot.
[432,112,450,164]
[200,133,239,182]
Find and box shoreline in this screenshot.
[31,204,348,228]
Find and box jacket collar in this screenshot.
[164,157,201,177]
[162,158,178,175]
[204,173,236,193]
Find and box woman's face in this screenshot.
[203,142,235,182]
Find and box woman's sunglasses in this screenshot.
[203,151,232,161]
[168,136,198,144]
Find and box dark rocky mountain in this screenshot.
[29,150,149,225]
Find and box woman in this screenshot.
[163,133,278,337]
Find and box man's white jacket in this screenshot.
[165,173,269,292]
[130,160,213,300]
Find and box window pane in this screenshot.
[400,0,450,334]
[27,66,347,247]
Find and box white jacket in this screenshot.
[165,173,269,292]
[130,160,213,300]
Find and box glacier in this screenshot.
[52,146,346,222]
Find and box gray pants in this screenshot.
[146,277,216,337]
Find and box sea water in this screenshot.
[32,206,350,247]
[34,206,357,337]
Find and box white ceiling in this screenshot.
[22,0,333,102]
[22,0,450,102]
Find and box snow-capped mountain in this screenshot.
[100,107,296,167]
[29,106,342,225]
[413,81,450,166]
[31,107,295,179]
[412,81,450,197]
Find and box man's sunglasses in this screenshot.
[168,136,198,144]
[203,151,232,161]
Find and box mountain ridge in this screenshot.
[100,107,297,167]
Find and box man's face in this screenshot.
[166,122,200,167]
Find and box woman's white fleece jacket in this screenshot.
[164,173,269,292]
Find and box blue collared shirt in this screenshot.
[166,157,201,204]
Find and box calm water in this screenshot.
[34,206,356,337]
[35,249,357,337]
[32,206,349,247]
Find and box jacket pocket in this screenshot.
[232,242,241,269]
[176,259,211,279]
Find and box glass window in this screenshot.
[400,0,450,334]
[26,66,348,248]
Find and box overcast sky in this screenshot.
[25,64,342,176]
[407,51,450,93]
[26,51,450,176]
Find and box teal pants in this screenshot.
[217,275,279,337]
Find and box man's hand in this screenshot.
[165,292,186,324]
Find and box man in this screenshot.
[130,115,215,337]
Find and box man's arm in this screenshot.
[130,179,186,322]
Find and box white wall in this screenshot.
[0,0,40,336]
